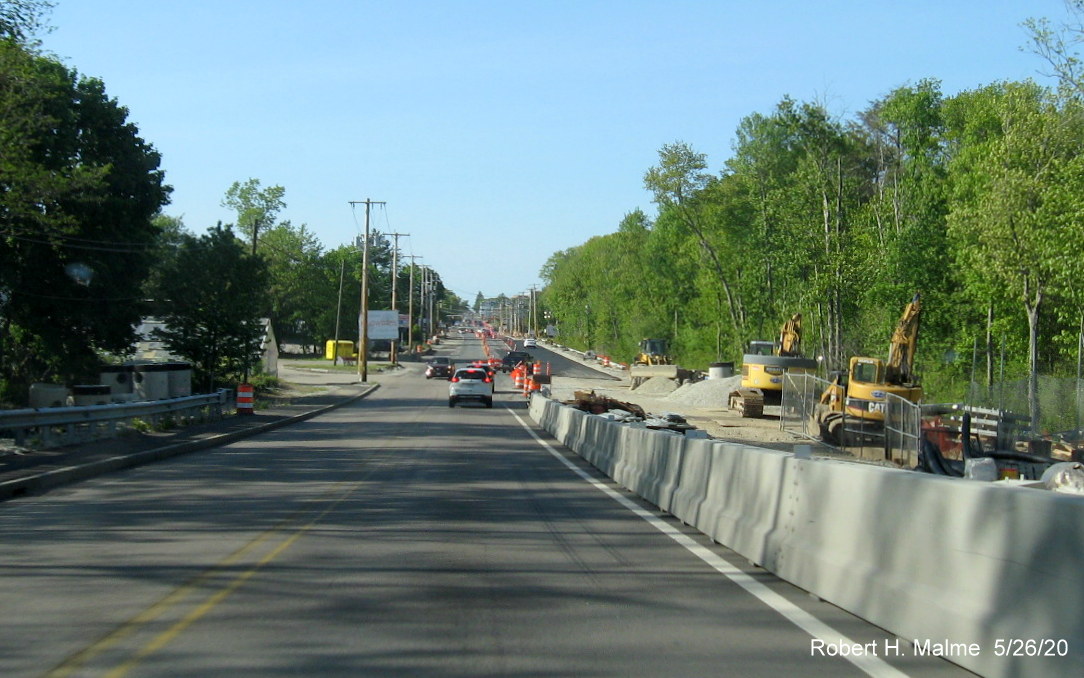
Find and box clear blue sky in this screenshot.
[44,0,1067,303]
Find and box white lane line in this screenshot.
[508,408,910,678]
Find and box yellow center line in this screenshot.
[102,485,356,678]
[42,482,355,678]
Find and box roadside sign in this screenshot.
[368,310,399,340]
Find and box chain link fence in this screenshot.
[781,372,891,461]
[964,375,1084,437]
[782,369,1084,470]
[779,372,827,442]
[885,393,929,468]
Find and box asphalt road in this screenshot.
[0,335,972,677]
[501,337,621,382]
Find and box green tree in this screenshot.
[149,224,270,391]
[945,81,1084,429]
[1024,1,1084,99]
[0,0,53,42]
[855,80,957,362]
[221,178,285,255]
[259,220,325,346]
[0,39,170,404]
[644,142,744,345]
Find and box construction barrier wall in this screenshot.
[528,394,1083,678]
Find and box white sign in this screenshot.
[365,310,400,340]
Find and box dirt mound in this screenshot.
[665,375,742,409]
[632,376,681,395]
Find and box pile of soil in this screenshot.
[665,375,742,409]
[633,376,681,396]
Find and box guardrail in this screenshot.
[0,391,230,449]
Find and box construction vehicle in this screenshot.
[629,338,685,388]
[817,293,923,444]
[729,313,817,417]
[633,338,672,366]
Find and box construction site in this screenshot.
[542,292,1084,492]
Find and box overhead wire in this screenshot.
[3,221,162,253]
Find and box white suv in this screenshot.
[448,367,494,408]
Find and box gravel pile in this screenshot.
[665,375,742,409]
[632,376,681,395]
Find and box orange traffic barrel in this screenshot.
[532,361,542,375]
[236,383,254,415]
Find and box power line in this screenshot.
[4,232,158,253]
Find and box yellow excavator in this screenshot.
[817,293,923,443]
[729,313,817,417]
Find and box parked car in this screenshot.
[449,367,493,408]
[523,338,538,348]
[425,356,455,379]
[501,351,533,372]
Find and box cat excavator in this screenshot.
[729,313,817,417]
[817,293,923,444]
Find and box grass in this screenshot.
[280,357,394,373]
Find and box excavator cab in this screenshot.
[849,357,884,386]
[747,341,775,356]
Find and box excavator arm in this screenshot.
[885,293,921,385]
[778,313,803,357]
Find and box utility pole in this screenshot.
[422,266,431,339]
[428,268,437,337]
[407,255,422,355]
[388,232,409,365]
[529,285,538,337]
[332,258,345,364]
[349,198,385,382]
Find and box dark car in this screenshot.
[468,361,498,379]
[501,351,533,372]
[425,356,455,379]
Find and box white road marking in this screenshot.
[508,408,910,678]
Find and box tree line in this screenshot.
[540,10,1084,429]
[0,3,463,404]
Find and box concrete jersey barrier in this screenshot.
[528,394,1083,678]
